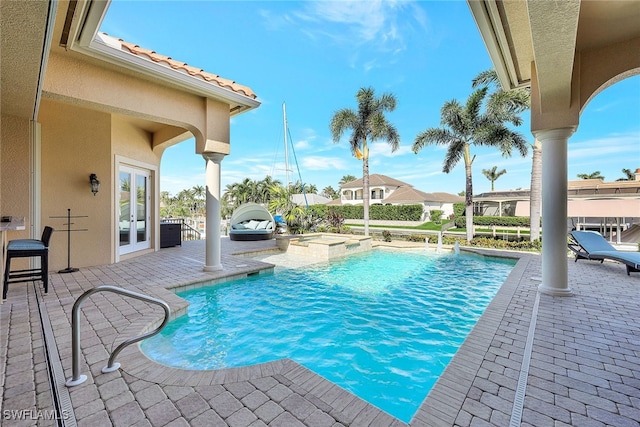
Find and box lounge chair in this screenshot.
[568,230,640,276]
[229,203,275,241]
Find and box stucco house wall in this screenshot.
[1,1,259,275]
[423,201,456,219]
[39,100,114,270]
[32,45,241,271]
[0,114,33,272]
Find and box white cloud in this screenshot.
[302,156,349,170]
[294,140,310,150]
[283,1,423,60]
[369,141,413,157]
[568,134,638,159]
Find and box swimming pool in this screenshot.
[141,249,516,422]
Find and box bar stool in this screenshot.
[3,226,53,299]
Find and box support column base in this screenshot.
[538,284,573,297]
[203,264,223,272]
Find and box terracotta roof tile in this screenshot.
[341,174,411,189]
[384,187,463,204]
[104,33,257,99]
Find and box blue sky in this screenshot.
[101,1,640,197]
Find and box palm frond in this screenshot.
[378,93,397,111]
[442,140,465,173]
[440,100,466,133]
[471,69,499,88]
[465,88,488,121]
[330,108,358,142]
[412,128,454,153]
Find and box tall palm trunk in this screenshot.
[529,139,542,241]
[463,144,474,242]
[362,141,370,237]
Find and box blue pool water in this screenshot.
[141,250,515,422]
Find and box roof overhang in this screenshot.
[62,0,259,116]
[467,0,531,91]
[468,0,640,116]
[0,0,57,119]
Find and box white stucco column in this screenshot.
[536,127,575,296]
[203,152,224,271]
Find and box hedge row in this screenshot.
[454,215,531,228]
[309,204,423,221]
[405,234,541,251]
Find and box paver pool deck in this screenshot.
[1,237,638,426]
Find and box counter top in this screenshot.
[0,217,26,232]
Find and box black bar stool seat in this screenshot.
[3,226,53,299]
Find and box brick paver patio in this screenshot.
[1,237,638,426]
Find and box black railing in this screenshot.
[161,218,202,241]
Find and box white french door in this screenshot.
[118,165,151,255]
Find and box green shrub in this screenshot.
[430,210,443,224]
[321,204,423,221]
[326,208,345,233]
[453,202,465,217]
[468,236,541,251]
[370,204,423,221]
[474,216,530,227]
[454,215,531,228]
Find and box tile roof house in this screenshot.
[333,174,463,220]
[473,171,640,244]
[291,193,331,206]
[474,171,640,217]
[1,0,259,273]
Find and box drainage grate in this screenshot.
[509,290,540,427]
[34,283,77,427]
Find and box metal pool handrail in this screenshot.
[65,285,170,387]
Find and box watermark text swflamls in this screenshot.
[2,409,71,421]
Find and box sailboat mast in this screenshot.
[282,102,290,189]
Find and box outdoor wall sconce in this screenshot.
[89,173,100,196]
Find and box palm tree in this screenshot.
[330,87,400,236]
[482,166,507,191]
[287,181,316,195]
[413,87,528,242]
[190,185,206,217]
[339,175,357,186]
[472,69,536,239]
[257,176,281,203]
[268,184,308,233]
[577,171,605,180]
[321,186,339,199]
[616,168,635,181]
[529,139,542,240]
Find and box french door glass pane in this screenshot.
[119,172,131,247]
[136,175,147,244]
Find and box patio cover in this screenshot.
[514,199,640,217]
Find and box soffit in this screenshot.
[576,1,640,51]
[0,0,50,119]
[498,0,533,87]
[469,0,640,92]
[114,115,171,134]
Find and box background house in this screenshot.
[332,174,463,221]
[474,170,640,243]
